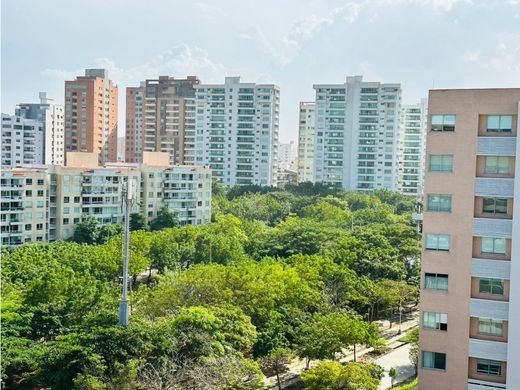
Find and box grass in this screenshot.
[392,377,418,389]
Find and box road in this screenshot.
[375,343,414,389]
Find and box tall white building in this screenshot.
[192,77,280,186]
[313,76,401,190]
[278,141,295,169]
[397,99,427,197]
[1,114,44,166]
[15,92,65,165]
[297,102,316,183]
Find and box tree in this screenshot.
[389,367,398,387]
[130,213,149,231]
[71,216,100,244]
[260,348,293,390]
[150,205,179,231]
[301,361,381,390]
[400,328,419,377]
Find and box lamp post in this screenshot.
[119,178,133,326]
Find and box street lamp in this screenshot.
[119,178,134,326]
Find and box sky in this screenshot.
[2,0,520,143]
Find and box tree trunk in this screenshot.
[353,344,357,362]
[306,358,310,369]
[276,368,282,390]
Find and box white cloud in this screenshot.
[462,49,481,62]
[382,0,472,10]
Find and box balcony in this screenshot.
[473,218,512,238]
[475,178,515,198]
[469,339,508,361]
[472,259,510,280]
[477,137,517,156]
[470,299,509,321]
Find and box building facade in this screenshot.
[15,92,65,165]
[137,76,200,165]
[419,88,520,390]
[397,99,427,197]
[125,83,144,162]
[278,141,295,169]
[297,102,316,183]
[0,163,212,246]
[313,75,401,190]
[64,69,118,163]
[1,114,44,166]
[192,76,280,186]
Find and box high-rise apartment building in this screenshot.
[278,141,295,169]
[419,88,520,390]
[125,83,144,162]
[15,92,65,165]
[1,113,44,166]
[397,99,427,197]
[313,76,401,190]
[137,76,200,165]
[297,102,316,183]
[64,69,118,163]
[0,160,212,246]
[192,77,280,186]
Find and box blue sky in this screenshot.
[2,0,519,143]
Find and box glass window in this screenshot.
[479,278,504,295]
[476,359,502,376]
[429,155,453,172]
[425,273,448,291]
[484,157,511,175]
[431,115,456,132]
[425,234,450,251]
[427,195,452,212]
[487,115,513,132]
[482,198,508,214]
[477,318,503,336]
[481,237,506,254]
[423,312,448,331]
[422,351,446,370]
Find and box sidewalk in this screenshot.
[265,313,418,389]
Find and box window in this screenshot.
[422,351,446,370]
[429,155,453,172]
[479,278,504,295]
[487,115,513,133]
[484,157,511,175]
[423,312,448,331]
[431,115,455,132]
[37,179,44,185]
[476,359,502,376]
[26,178,33,185]
[482,198,507,215]
[427,195,452,212]
[64,196,70,203]
[481,237,506,254]
[63,207,70,214]
[477,318,503,336]
[425,234,450,251]
[63,218,69,224]
[425,273,448,291]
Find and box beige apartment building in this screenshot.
[0,153,212,246]
[64,69,118,163]
[419,88,520,390]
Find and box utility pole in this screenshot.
[119,178,133,326]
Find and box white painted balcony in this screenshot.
[473,218,513,238]
[475,178,515,198]
[477,137,517,156]
[468,378,507,390]
[470,299,509,321]
[472,259,511,280]
[469,338,508,361]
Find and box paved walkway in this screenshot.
[375,343,414,389]
[265,313,418,389]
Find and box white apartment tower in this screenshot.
[397,99,427,196]
[15,92,65,165]
[313,76,401,190]
[297,102,316,183]
[192,77,280,186]
[1,114,44,166]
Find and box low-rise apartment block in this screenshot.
[0,156,212,246]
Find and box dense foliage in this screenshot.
[1,183,420,389]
